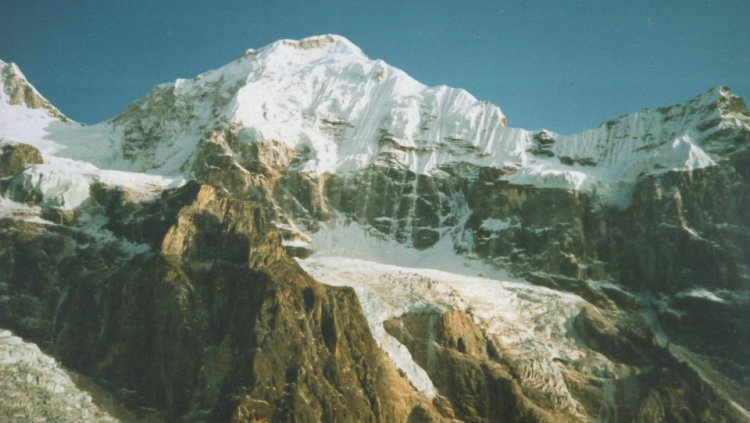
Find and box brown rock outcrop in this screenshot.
[385,308,559,423]
[0,183,442,422]
[0,142,43,178]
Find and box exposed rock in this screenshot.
[594,164,750,293]
[0,142,43,178]
[0,329,120,422]
[658,291,750,411]
[571,306,652,365]
[2,37,750,422]
[1,61,68,121]
[0,183,441,422]
[385,307,747,423]
[385,308,561,423]
[159,184,285,267]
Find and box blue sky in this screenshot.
[1,0,749,134]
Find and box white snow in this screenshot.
[676,288,726,303]
[281,239,311,248]
[1,45,748,416]
[0,328,119,422]
[479,217,516,232]
[0,196,39,219]
[9,156,180,209]
[299,253,593,413]
[307,219,504,279]
[3,37,749,208]
[0,61,182,209]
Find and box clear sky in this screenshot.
[1,0,749,134]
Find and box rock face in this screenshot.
[1,35,750,422]
[0,143,43,178]
[382,306,746,423]
[591,164,750,292]
[0,60,67,121]
[0,183,439,422]
[384,309,558,422]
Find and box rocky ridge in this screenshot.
[0,179,441,421]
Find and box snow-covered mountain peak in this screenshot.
[661,85,748,122]
[699,85,750,124]
[0,59,180,210]
[696,85,742,106]
[587,86,747,132]
[248,34,368,60]
[0,59,68,122]
[105,35,509,175]
[222,34,370,83]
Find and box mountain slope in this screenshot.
[1,35,749,422]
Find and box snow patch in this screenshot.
[308,219,506,279]
[11,157,180,209]
[479,217,516,232]
[676,288,726,303]
[0,329,118,421]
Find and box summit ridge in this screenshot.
[1,35,747,208]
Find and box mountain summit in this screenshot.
[106,34,509,177]
[1,35,749,422]
[0,59,68,122]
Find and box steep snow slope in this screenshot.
[513,86,750,205]
[106,34,515,176]
[104,35,749,204]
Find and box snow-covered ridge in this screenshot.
[1,35,749,207]
[0,59,182,209]
[100,35,749,199]
[0,59,68,122]
[103,34,512,175]
[507,85,750,205]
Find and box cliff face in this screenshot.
[384,307,745,423]
[170,85,750,297]
[0,178,438,422]
[595,163,750,292]
[250,127,750,298]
